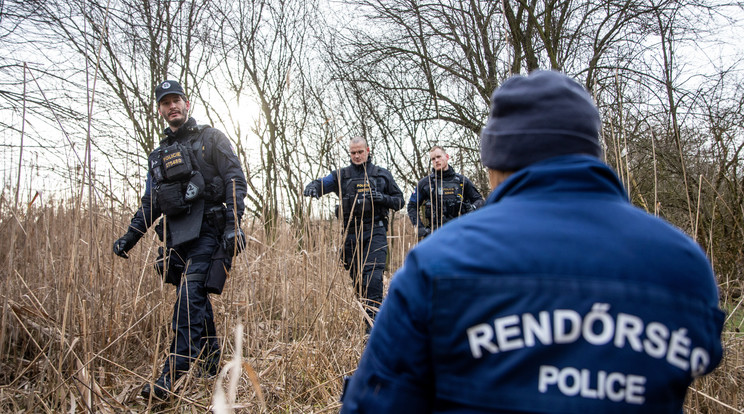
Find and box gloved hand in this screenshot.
[113,231,139,259]
[417,226,431,240]
[223,228,246,255]
[369,188,385,203]
[303,183,319,199]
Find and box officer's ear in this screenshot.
[488,169,514,191]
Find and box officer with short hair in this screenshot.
[303,137,404,330]
[340,71,724,413]
[407,145,484,239]
[112,80,247,401]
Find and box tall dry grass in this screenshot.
[0,190,742,413]
[0,190,416,413]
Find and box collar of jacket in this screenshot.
[162,117,198,144]
[430,165,456,180]
[349,158,373,173]
[486,154,628,205]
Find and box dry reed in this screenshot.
[0,192,742,413]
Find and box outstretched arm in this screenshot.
[304,172,338,198]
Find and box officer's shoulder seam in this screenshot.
[193,125,216,140]
[339,165,351,178]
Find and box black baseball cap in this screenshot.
[155,80,186,103]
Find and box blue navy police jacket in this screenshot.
[340,155,724,414]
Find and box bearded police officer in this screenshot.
[407,146,484,239]
[303,137,404,331]
[340,71,724,413]
[112,80,247,401]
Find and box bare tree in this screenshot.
[0,1,89,200]
[326,0,508,191]
[205,0,336,230]
[7,0,221,201]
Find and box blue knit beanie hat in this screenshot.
[480,70,602,171]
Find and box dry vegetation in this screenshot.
[0,191,417,413]
[0,190,742,413]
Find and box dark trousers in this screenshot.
[161,227,221,381]
[343,223,387,327]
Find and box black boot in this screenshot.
[141,372,173,401]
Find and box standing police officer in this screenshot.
[340,71,724,413]
[303,137,404,330]
[112,80,247,401]
[407,146,484,239]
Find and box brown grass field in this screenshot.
[0,192,742,413]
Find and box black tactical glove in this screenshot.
[223,228,246,255]
[369,188,385,204]
[303,183,319,199]
[417,226,431,240]
[113,231,139,259]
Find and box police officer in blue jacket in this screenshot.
[304,137,404,330]
[112,80,247,401]
[407,145,484,239]
[340,71,724,413]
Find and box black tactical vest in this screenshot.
[149,140,198,216]
[149,124,224,245]
[338,164,387,224]
[425,173,465,228]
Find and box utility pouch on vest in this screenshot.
[446,200,461,217]
[343,194,372,219]
[205,205,227,232]
[344,191,375,219]
[155,181,189,216]
[184,171,205,202]
[160,142,193,182]
[150,155,165,183]
[152,141,200,216]
[205,245,231,295]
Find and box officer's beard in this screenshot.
[166,112,188,131]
